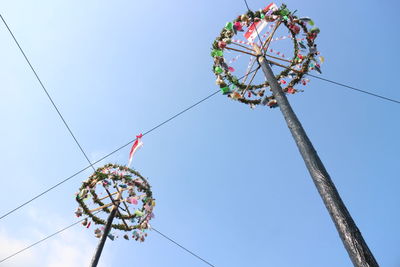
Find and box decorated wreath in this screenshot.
[211,3,323,108]
[75,163,154,242]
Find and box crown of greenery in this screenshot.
[211,4,321,106]
[76,164,154,235]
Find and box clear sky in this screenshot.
[0,0,399,266]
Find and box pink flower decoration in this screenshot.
[127,197,138,205]
[144,203,152,211]
[234,21,243,31]
[218,41,227,49]
[228,67,235,72]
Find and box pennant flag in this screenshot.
[128,134,143,168]
[244,20,268,43]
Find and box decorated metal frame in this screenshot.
[75,164,155,242]
[211,4,322,107]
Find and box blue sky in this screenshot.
[0,0,399,266]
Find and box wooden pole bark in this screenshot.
[255,47,379,267]
[90,191,122,267]
[89,205,118,267]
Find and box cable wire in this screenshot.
[243,0,264,48]
[152,227,216,267]
[241,2,400,105]
[271,62,400,105]
[0,15,218,266]
[0,217,215,267]
[0,92,218,220]
[1,9,398,223]
[0,12,234,220]
[0,14,96,172]
[306,73,400,104]
[0,64,259,222]
[2,10,398,263]
[0,215,92,264]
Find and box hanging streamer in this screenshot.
[127,134,143,168]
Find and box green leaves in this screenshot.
[211,49,223,57]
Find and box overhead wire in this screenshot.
[306,73,400,104]
[0,12,250,221]
[0,13,258,266]
[153,227,216,267]
[1,10,399,222]
[0,214,96,264]
[241,1,400,105]
[0,14,96,172]
[1,8,399,265]
[0,60,257,222]
[0,215,215,267]
[0,14,220,266]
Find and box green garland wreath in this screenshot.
[211,4,321,107]
[76,164,154,235]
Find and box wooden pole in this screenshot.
[254,45,379,267]
[90,192,121,267]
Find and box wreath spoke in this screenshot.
[225,46,257,57]
[231,42,256,52]
[243,66,260,94]
[265,53,292,63]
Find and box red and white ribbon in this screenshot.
[266,47,287,59]
[231,39,254,46]
[127,134,143,168]
[244,20,269,43]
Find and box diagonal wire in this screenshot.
[0,15,219,266]
[0,213,97,264]
[243,0,264,48]
[0,65,258,222]
[0,14,96,172]
[1,9,398,224]
[0,11,242,220]
[242,1,400,105]
[306,73,400,104]
[152,227,216,267]
[3,7,395,267]
[0,219,215,267]
[269,63,400,105]
[3,4,398,226]
[0,91,215,220]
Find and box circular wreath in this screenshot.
[211,4,323,107]
[75,163,154,242]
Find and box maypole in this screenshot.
[75,137,154,267]
[210,3,378,266]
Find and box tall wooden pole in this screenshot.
[90,190,122,267]
[90,205,118,267]
[255,47,379,267]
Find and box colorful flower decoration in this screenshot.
[211,3,323,107]
[75,164,154,242]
